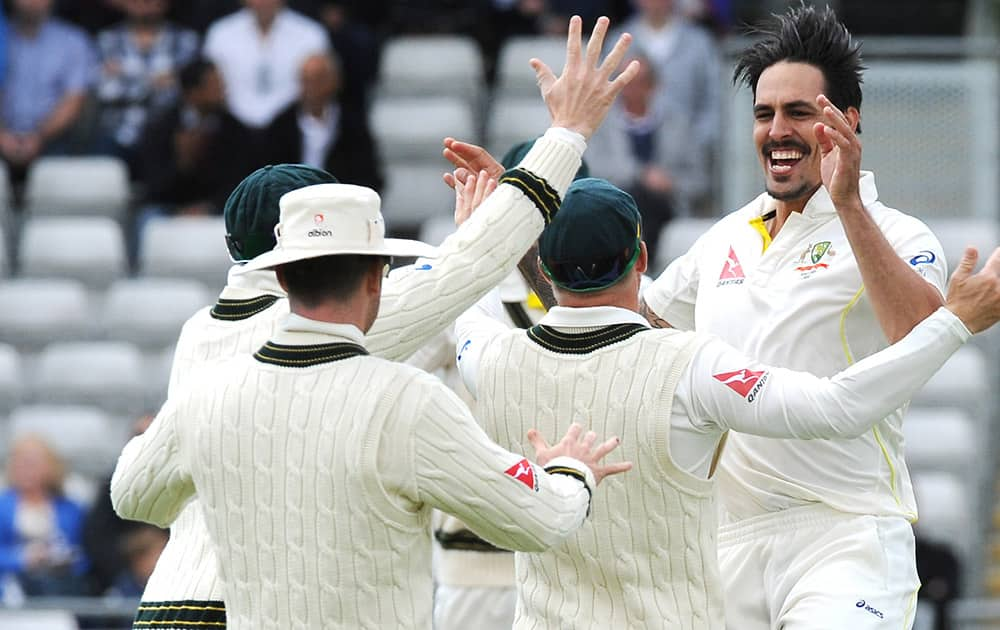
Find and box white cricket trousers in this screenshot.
[718,503,920,630]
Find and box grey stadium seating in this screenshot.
[0,279,93,350]
[102,278,212,349]
[495,36,566,98]
[371,97,476,164]
[139,216,231,291]
[378,35,484,108]
[0,343,22,415]
[30,341,147,416]
[24,156,130,218]
[7,404,121,479]
[18,216,127,289]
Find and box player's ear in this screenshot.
[536,257,554,288]
[846,106,860,133]
[275,266,289,292]
[636,242,648,274]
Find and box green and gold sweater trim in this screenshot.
[499,167,561,224]
[254,341,368,367]
[526,323,648,355]
[210,295,280,321]
[134,600,226,628]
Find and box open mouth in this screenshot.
[768,148,805,175]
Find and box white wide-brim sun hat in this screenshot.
[236,183,437,274]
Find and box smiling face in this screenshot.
[752,61,830,205]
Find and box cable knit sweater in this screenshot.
[112,317,594,629]
[122,128,586,629]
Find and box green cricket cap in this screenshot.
[538,178,642,292]
[224,164,339,262]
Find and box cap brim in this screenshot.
[234,238,438,275]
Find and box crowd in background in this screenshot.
[0,0,972,622]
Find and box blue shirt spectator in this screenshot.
[1,0,96,173]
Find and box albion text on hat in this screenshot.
[236,183,437,273]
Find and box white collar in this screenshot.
[271,313,366,346]
[762,171,879,219]
[540,305,649,328]
[219,265,285,300]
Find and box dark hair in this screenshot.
[279,254,384,307]
[734,4,864,121]
[179,58,216,93]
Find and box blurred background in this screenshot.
[0,0,995,628]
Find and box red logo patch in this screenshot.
[504,458,537,491]
[314,214,325,224]
[717,247,745,286]
[713,368,766,397]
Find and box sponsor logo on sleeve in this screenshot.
[713,368,770,402]
[416,264,433,271]
[504,458,538,491]
[717,246,746,287]
[457,339,471,362]
[908,250,936,266]
[855,600,884,619]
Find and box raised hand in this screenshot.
[815,94,863,210]
[945,246,1000,333]
[531,15,640,139]
[442,138,504,190]
[528,423,632,485]
[453,169,497,226]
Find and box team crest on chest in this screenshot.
[793,240,837,278]
[717,246,746,287]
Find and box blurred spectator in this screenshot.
[315,1,380,112]
[1,0,97,180]
[54,0,123,34]
[262,52,383,190]
[137,58,252,217]
[107,524,168,597]
[203,0,329,129]
[0,434,88,598]
[616,0,721,207]
[587,54,706,260]
[915,532,961,630]
[95,0,199,173]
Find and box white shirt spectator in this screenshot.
[297,104,338,168]
[203,8,329,128]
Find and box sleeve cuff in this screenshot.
[543,455,596,515]
[936,306,973,341]
[500,127,586,225]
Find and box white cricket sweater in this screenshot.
[130,128,587,627]
[472,322,722,630]
[112,316,594,630]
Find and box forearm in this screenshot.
[110,406,192,527]
[699,307,970,439]
[839,201,944,342]
[415,387,591,552]
[517,243,556,310]
[38,93,86,142]
[367,128,584,360]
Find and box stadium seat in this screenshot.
[925,217,999,275]
[8,404,120,479]
[102,278,211,349]
[378,35,484,107]
[24,156,130,218]
[18,216,127,288]
[380,164,457,230]
[495,35,565,98]
[371,97,476,164]
[0,610,78,630]
[0,279,93,349]
[0,343,22,415]
[904,407,978,479]
[139,216,230,291]
[30,341,147,416]
[486,97,551,158]
[146,344,176,405]
[912,471,976,562]
[652,218,716,273]
[0,223,8,277]
[913,345,994,422]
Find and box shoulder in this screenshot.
[205,10,245,39]
[866,199,938,243]
[282,10,327,37]
[49,19,92,47]
[0,490,16,512]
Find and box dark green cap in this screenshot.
[224,164,339,261]
[538,178,642,292]
[500,138,590,180]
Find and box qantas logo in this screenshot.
[713,368,770,402]
[504,458,538,491]
[717,247,745,286]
